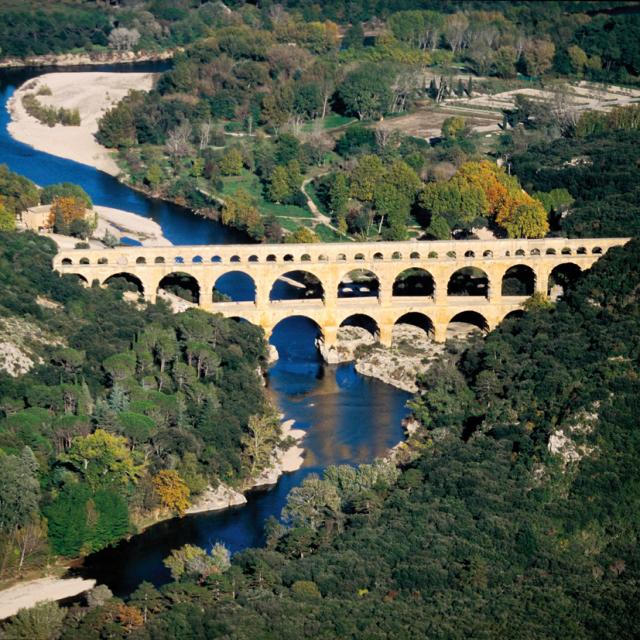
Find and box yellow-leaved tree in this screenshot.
[152,469,191,516]
[496,199,549,239]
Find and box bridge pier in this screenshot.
[378,323,393,347]
[321,325,338,349]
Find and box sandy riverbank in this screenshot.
[0,576,96,620]
[40,204,171,249]
[8,72,155,175]
[94,205,171,246]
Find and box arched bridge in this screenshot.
[53,237,628,345]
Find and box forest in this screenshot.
[80,0,640,242]
[1,1,640,638]
[11,228,638,639]
[0,208,281,577]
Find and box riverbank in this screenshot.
[187,418,307,513]
[0,576,96,621]
[0,49,174,69]
[320,324,447,393]
[7,72,155,175]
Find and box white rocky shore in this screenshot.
[186,419,305,514]
[319,324,447,393]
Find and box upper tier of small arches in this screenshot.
[60,245,605,267]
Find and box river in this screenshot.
[0,63,410,597]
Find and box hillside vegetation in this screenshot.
[42,236,640,639]
[0,231,276,576]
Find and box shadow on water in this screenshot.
[79,318,409,597]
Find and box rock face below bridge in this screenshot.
[320,324,449,393]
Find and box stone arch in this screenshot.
[337,253,347,261]
[577,246,587,255]
[548,263,582,298]
[136,256,146,264]
[301,254,311,262]
[248,255,259,262]
[410,251,420,260]
[157,272,200,304]
[61,257,73,265]
[501,265,535,296]
[530,248,540,256]
[154,256,165,264]
[230,255,241,263]
[354,252,365,261]
[464,250,475,258]
[515,249,525,257]
[267,254,277,262]
[447,250,456,259]
[394,312,434,340]
[283,254,294,262]
[192,255,203,264]
[592,246,602,254]
[373,252,384,260]
[212,255,222,263]
[392,268,435,297]
[213,271,256,303]
[338,269,380,298]
[392,251,402,260]
[483,250,493,258]
[79,257,90,265]
[269,316,324,358]
[428,251,438,259]
[104,272,144,295]
[545,248,556,255]
[270,270,324,301]
[66,273,88,286]
[97,257,108,265]
[561,247,572,255]
[503,309,524,322]
[447,267,489,297]
[174,256,185,264]
[339,314,380,340]
[447,311,489,337]
[318,254,328,261]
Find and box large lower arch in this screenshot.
[157,272,200,304]
[270,271,324,301]
[392,268,435,297]
[447,311,489,338]
[269,316,323,361]
[103,272,144,295]
[394,312,434,339]
[548,263,582,298]
[501,265,535,296]
[338,269,380,299]
[213,272,256,303]
[339,314,380,340]
[447,267,489,297]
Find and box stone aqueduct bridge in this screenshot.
[54,237,627,345]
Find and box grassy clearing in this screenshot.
[314,224,345,242]
[218,171,313,219]
[305,180,331,217]
[301,114,357,132]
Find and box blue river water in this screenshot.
[0,64,410,596]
